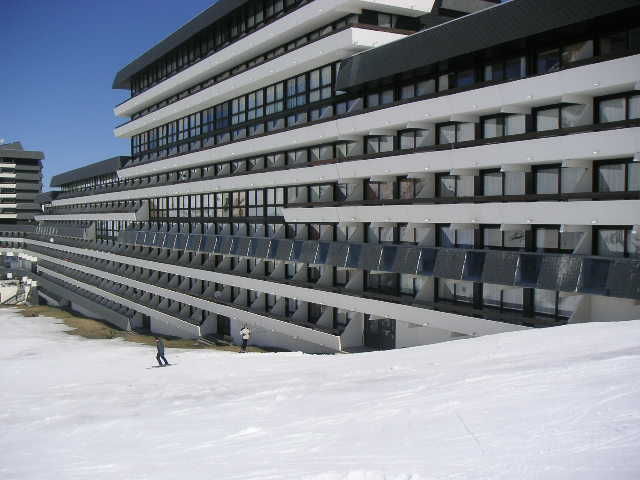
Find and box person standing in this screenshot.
[155,337,169,366]
[239,325,251,353]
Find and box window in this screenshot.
[366,272,399,296]
[215,103,229,129]
[437,279,473,304]
[561,40,594,64]
[482,226,526,250]
[366,88,394,107]
[231,97,246,124]
[484,56,526,81]
[265,82,284,115]
[598,93,640,123]
[536,48,560,73]
[309,184,332,202]
[399,129,431,149]
[599,31,628,56]
[335,267,350,287]
[596,228,638,258]
[437,122,475,144]
[365,180,394,200]
[265,187,284,216]
[398,178,416,200]
[366,135,394,154]
[535,103,589,131]
[596,160,639,192]
[309,65,332,102]
[436,173,474,198]
[437,225,474,248]
[534,290,579,319]
[534,227,582,253]
[483,284,524,311]
[534,165,560,194]
[482,114,527,138]
[286,74,306,109]
[481,170,503,196]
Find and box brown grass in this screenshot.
[7,305,267,353]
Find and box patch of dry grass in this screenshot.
[7,305,267,353]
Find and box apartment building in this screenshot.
[0,142,43,224]
[14,0,640,352]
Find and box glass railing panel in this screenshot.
[316,242,330,265]
[186,234,203,252]
[482,251,519,285]
[297,240,317,264]
[174,233,189,250]
[579,257,611,295]
[516,253,542,288]
[358,244,382,271]
[290,240,305,262]
[379,246,398,272]
[274,239,293,261]
[153,233,166,247]
[434,249,466,280]
[392,246,420,275]
[606,259,640,300]
[463,251,485,282]
[537,255,581,292]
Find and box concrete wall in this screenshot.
[395,320,467,348]
[571,295,640,324]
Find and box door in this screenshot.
[217,315,231,336]
[364,315,396,350]
[142,315,150,331]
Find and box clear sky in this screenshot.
[0,0,215,190]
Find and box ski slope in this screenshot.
[1,309,639,480]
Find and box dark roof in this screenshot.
[0,141,23,151]
[113,0,247,90]
[336,0,640,91]
[36,191,59,204]
[50,156,129,188]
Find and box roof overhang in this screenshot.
[50,157,129,188]
[112,0,249,90]
[336,0,640,91]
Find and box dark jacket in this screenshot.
[156,339,165,355]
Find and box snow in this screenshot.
[1,309,639,480]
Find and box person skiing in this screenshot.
[239,325,251,353]
[155,337,169,366]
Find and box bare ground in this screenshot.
[5,305,267,353]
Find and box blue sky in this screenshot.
[0,0,214,189]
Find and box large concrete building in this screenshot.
[5,0,640,351]
[0,142,43,225]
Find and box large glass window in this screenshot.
[598,93,640,123]
[438,279,473,304]
[366,135,394,154]
[365,180,394,200]
[596,160,639,192]
[437,122,475,144]
[482,114,526,138]
[436,174,474,198]
[597,228,638,258]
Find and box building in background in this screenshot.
[5,0,640,352]
[0,141,43,304]
[0,142,43,225]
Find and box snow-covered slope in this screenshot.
[1,310,639,480]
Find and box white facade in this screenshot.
[12,0,640,352]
